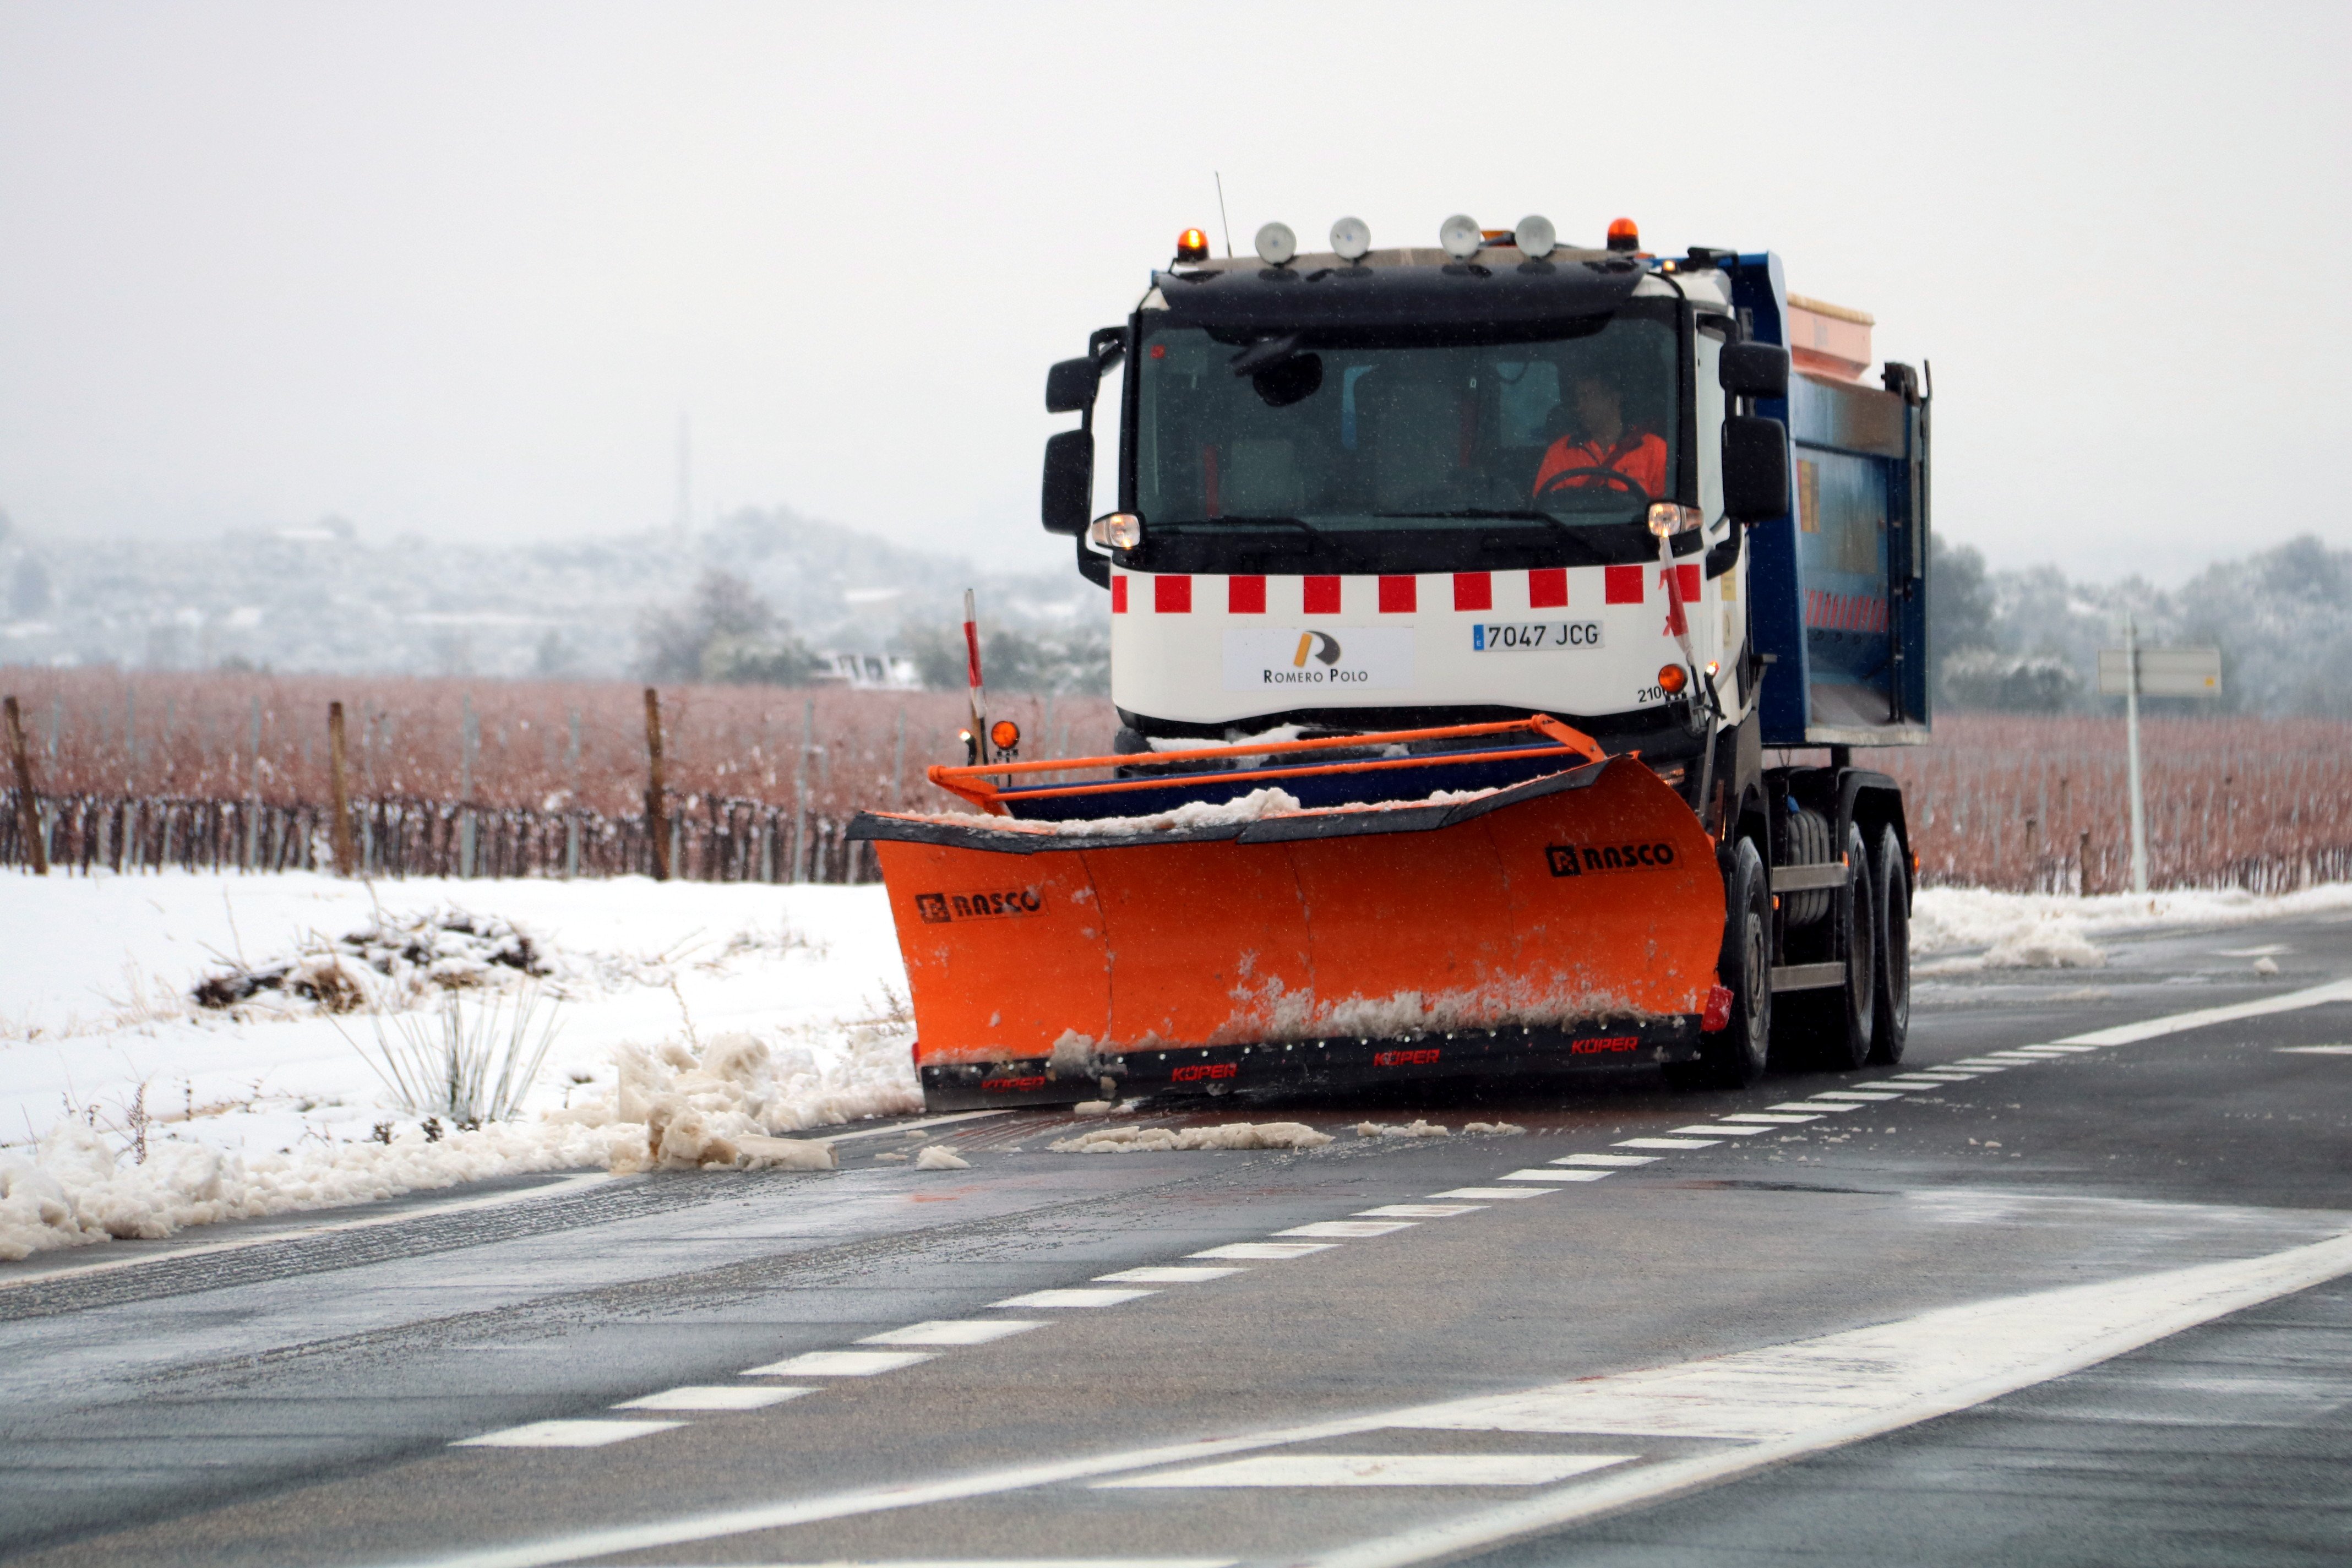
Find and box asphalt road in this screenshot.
[4,910,2349,1568]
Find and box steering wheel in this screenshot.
[1534,465,1651,504]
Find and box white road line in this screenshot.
[1770,1101,1857,1112]
[2059,976,2352,1046]
[452,1419,682,1449]
[1277,1221,1418,1239]
[991,1288,1158,1309]
[2024,1043,2103,1053]
[1096,1266,1247,1283]
[2277,1045,2352,1055]
[1355,1205,1485,1218]
[613,1386,809,1412]
[1554,1153,1658,1167]
[1501,1169,1611,1183]
[861,1320,1047,1347]
[1807,1090,1904,1101]
[1719,1113,1821,1124]
[1673,1124,1769,1136]
[1430,1188,1553,1200]
[1189,1242,1337,1260]
[1097,1454,1637,1489]
[0,1169,615,1293]
[804,1110,1014,1146]
[396,1232,2352,1568]
[1313,1230,2352,1568]
[1614,1137,1718,1150]
[741,1350,935,1377]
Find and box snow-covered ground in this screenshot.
[4,869,2349,1261]
[1,872,920,1260]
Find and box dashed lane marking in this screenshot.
[1097,1453,1638,1489]
[1430,1188,1553,1200]
[613,1386,809,1412]
[1097,1266,1248,1283]
[861,1320,1048,1347]
[1355,1205,1486,1218]
[452,1419,682,1449]
[1190,1242,1338,1260]
[992,1288,1159,1309]
[1554,1152,1657,1166]
[1770,1101,1857,1112]
[1674,1124,1768,1136]
[1719,1113,1821,1124]
[2277,1045,2352,1055]
[741,1350,935,1377]
[1614,1138,1718,1150]
[402,1234,2352,1566]
[1807,1090,1904,1101]
[1501,1169,1611,1183]
[1277,1221,1419,1239]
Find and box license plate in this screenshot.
[1471,621,1604,652]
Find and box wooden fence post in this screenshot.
[6,695,48,875]
[327,701,357,876]
[644,687,670,881]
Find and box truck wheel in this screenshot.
[1869,825,1910,1064]
[1776,821,1877,1070]
[1670,837,1770,1090]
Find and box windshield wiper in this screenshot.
[1166,514,1319,533]
[1384,509,1568,526]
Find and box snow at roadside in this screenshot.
[1,871,919,1260]
[1912,883,2352,972]
[6,868,2351,1261]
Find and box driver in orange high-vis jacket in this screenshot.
[1533,373,1668,500]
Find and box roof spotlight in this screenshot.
[1329,215,1371,262]
[1254,221,1298,266]
[1439,214,1483,260]
[1515,214,1557,259]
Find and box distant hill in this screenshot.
[0,507,1100,689]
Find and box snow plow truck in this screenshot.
[850,213,1930,1110]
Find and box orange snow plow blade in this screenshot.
[847,719,1726,1109]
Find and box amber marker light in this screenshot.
[1607,216,1640,252]
[1657,663,1689,695]
[990,720,1022,753]
[1176,227,1210,263]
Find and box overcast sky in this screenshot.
[1,1,2345,584]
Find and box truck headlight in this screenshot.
[1091,513,1144,550]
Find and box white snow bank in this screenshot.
[1911,883,2352,972]
[1048,1121,1334,1153]
[1355,1119,1453,1139]
[0,871,919,1260]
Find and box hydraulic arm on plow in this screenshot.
[851,211,1931,1110]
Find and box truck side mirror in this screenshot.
[1041,430,1093,535]
[1046,357,1099,415]
[1722,415,1789,523]
[1719,341,1789,400]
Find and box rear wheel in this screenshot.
[1776,821,1877,1070]
[1869,825,1910,1064]
[1670,837,1770,1090]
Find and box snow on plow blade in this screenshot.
[847,719,1725,1110]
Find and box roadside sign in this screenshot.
[2098,646,2221,698]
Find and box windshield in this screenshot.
[1135,309,1679,535]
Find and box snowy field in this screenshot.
[4,868,2350,1261]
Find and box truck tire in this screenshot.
[1670,837,1770,1090]
[1776,821,1877,1070]
[1869,824,1910,1064]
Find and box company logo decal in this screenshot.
[1569,1036,1639,1054]
[1546,842,1678,876]
[1171,1061,1238,1082]
[1222,626,1413,692]
[981,1075,1049,1092]
[1373,1048,1441,1067]
[916,888,1044,922]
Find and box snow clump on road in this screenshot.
[1049,1121,1333,1153]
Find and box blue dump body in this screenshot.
[1725,254,1931,749]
